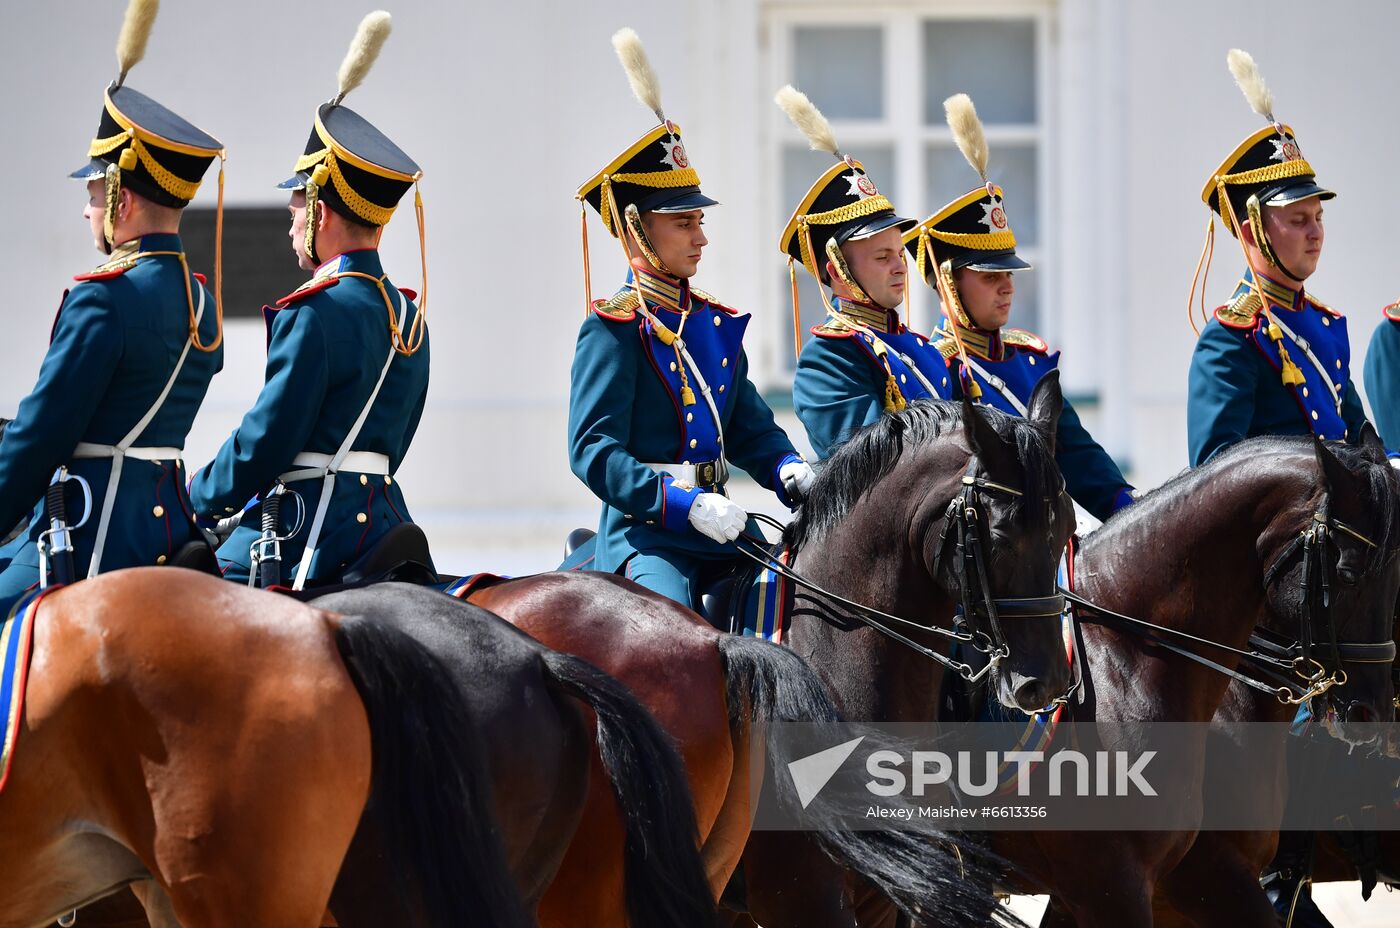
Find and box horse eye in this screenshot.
[1337,567,1360,585]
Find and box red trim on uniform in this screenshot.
[695,293,740,316]
[638,324,689,461]
[192,272,207,286]
[384,482,407,524]
[397,288,418,302]
[1384,302,1400,324]
[353,486,375,554]
[72,266,132,282]
[809,324,859,341]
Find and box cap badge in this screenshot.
[660,132,690,170]
[845,171,879,200]
[1270,134,1303,163]
[980,196,1009,232]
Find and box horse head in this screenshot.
[942,371,1076,712]
[1278,424,1400,745]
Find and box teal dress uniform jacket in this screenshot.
[0,234,222,610]
[189,249,429,584]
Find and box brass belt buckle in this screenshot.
[697,461,716,487]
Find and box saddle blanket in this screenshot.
[1,586,52,794]
[735,547,793,643]
[441,573,508,600]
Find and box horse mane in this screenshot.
[786,399,1059,550]
[1092,434,1400,565]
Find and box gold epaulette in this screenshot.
[933,336,960,360]
[1305,292,1342,318]
[75,241,143,280]
[1216,290,1263,328]
[1003,328,1049,353]
[1385,301,1400,324]
[594,289,641,320]
[811,315,857,337]
[690,286,739,315]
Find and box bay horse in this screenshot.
[0,571,715,928]
[993,432,1400,928]
[464,381,1076,928]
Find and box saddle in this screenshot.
[561,528,793,640]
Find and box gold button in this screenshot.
[360,474,369,486]
[1028,356,1036,366]
[152,505,165,518]
[722,358,729,367]
[686,412,694,422]
[713,316,722,326]
[385,476,392,485]
[942,377,948,386]
[1335,359,1342,370]
[682,459,690,465]
[900,374,907,383]
[356,512,368,523]
[156,554,167,565]
[1322,317,1330,326]
[689,439,698,449]
[718,385,725,393]
[1311,411,1319,421]
[1303,387,1309,397]
[624,513,633,520]
[669,361,677,371]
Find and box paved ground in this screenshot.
[1005,884,1400,925]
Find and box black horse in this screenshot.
[997,431,1400,927]
[731,376,1076,928]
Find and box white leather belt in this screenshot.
[646,460,726,489]
[72,442,182,461]
[279,450,391,484]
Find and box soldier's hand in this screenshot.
[780,459,816,502]
[688,493,747,543]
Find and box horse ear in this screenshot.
[1027,370,1064,454]
[1355,421,1389,464]
[960,394,982,456]
[1313,435,1352,496]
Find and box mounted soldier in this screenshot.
[0,0,224,612]
[562,28,813,610]
[778,85,953,461]
[905,93,1133,524]
[189,12,431,590]
[1185,49,1375,926]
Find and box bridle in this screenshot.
[735,456,1067,689]
[1064,497,1397,706]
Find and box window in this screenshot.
[181,207,308,319]
[768,3,1052,371]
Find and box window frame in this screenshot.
[763,0,1057,375]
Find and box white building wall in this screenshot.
[2,0,1397,568]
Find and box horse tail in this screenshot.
[716,634,1023,928]
[333,616,531,928]
[540,649,717,928]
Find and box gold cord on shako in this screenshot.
[775,85,910,412]
[1187,49,1328,387]
[294,11,427,357]
[84,0,227,352]
[576,27,718,408]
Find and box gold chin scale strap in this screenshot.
[1218,186,1306,387]
[915,228,981,400]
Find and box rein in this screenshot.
[734,457,1065,686]
[1065,503,1395,705]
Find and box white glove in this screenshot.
[688,492,748,543]
[780,459,816,501]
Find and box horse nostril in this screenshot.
[1014,679,1052,712]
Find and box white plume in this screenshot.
[334,11,393,105]
[612,27,664,122]
[1227,48,1275,121]
[944,93,989,181]
[775,84,841,158]
[115,0,160,87]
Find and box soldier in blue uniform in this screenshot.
[0,0,224,611]
[1185,51,1371,927]
[1186,51,1365,469]
[189,12,430,590]
[563,29,813,610]
[775,86,953,460]
[1362,303,1400,451]
[904,94,1133,523]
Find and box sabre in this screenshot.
[38,467,92,587]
